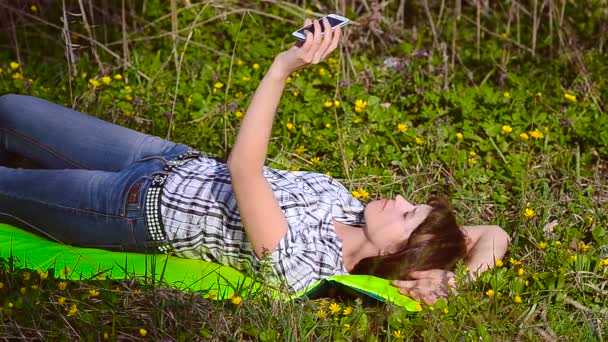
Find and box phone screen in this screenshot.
[296,16,345,36]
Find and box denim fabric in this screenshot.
[0,94,191,252]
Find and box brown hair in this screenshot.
[349,195,467,279]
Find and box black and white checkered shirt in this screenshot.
[159,155,366,293]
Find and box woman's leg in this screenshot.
[0,159,161,252]
[0,94,189,171]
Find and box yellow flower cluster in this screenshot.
[354,99,367,113]
[529,129,544,139]
[351,189,370,199]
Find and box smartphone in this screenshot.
[291,14,350,40]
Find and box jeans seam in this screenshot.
[0,191,126,219]
[0,127,87,169]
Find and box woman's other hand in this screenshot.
[274,17,341,76]
[391,269,457,306]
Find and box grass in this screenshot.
[0,0,607,340]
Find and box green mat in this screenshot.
[0,223,419,310]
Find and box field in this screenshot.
[0,0,607,340]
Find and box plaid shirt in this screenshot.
[159,155,366,293]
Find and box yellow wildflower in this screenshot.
[513,295,522,304]
[101,76,111,85]
[139,328,147,337]
[415,304,423,311]
[318,68,327,77]
[37,270,48,280]
[23,271,31,281]
[285,77,292,84]
[230,294,242,305]
[58,281,67,290]
[67,304,78,317]
[124,86,132,93]
[469,151,477,157]
[329,302,341,315]
[334,100,340,108]
[8,302,14,308]
[443,308,449,314]
[500,33,508,40]
[343,323,350,331]
[509,257,521,266]
[235,91,243,98]
[0,282,3,289]
[114,74,122,80]
[214,82,224,89]
[529,129,544,139]
[539,241,548,250]
[30,5,38,12]
[495,259,504,267]
[564,93,577,103]
[397,123,408,133]
[295,145,305,154]
[503,92,511,99]
[554,241,562,247]
[286,122,295,130]
[525,280,529,287]
[352,190,361,198]
[10,62,20,70]
[125,95,133,101]
[20,287,27,295]
[354,99,367,113]
[325,123,332,128]
[31,285,39,290]
[392,330,404,339]
[89,79,100,87]
[517,268,525,276]
[586,216,594,224]
[241,76,250,82]
[316,310,327,319]
[523,208,535,219]
[0,67,3,74]
[414,137,423,145]
[89,289,100,297]
[456,132,463,140]
[357,189,369,199]
[324,101,333,108]
[343,306,353,316]
[601,258,608,267]
[520,133,529,140]
[353,117,363,124]
[292,91,299,97]
[485,289,495,298]
[310,157,320,165]
[235,111,244,119]
[502,125,513,134]
[58,297,66,305]
[578,241,590,253]
[103,332,109,340]
[236,60,244,66]
[207,292,217,300]
[12,72,23,80]
[468,158,477,165]
[252,63,260,70]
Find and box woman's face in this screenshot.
[363,194,433,254]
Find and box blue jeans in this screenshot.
[0,94,191,252]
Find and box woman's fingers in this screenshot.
[312,18,333,63]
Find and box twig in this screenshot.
[77,0,105,73]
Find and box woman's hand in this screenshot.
[391,270,457,306]
[273,17,342,77]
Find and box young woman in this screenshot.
[0,18,509,305]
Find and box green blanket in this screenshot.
[0,223,419,310]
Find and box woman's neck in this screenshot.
[333,220,379,272]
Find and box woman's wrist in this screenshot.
[269,54,293,80]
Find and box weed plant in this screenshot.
[0,0,607,340]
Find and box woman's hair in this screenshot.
[349,195,467,279]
